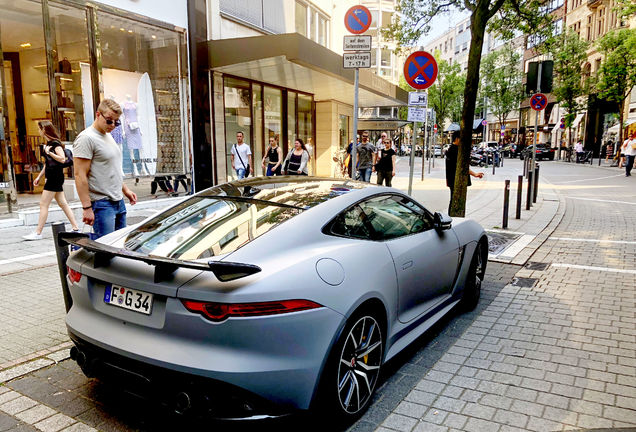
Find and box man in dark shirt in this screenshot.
[446,130,484,213]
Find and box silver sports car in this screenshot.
[60,177,487,423]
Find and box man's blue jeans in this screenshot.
[92,198,127,238]
[235,168,247,179]
[358,167,372,182]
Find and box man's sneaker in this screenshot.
[22,232,43,241]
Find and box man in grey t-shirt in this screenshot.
[74,99,137,238]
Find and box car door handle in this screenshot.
[402,260,413,270]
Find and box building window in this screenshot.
[220,0,285,34]
[381,49,391,67]
[224,77,252,179]
[295,1,307,36]
[295,1,330,48]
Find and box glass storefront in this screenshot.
[0,0,189,214]
[221,76,314,181]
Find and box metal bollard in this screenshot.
[533,164,540,203]
[516,175,523,219]
[526,170,533,210]
[52,222,72,312]
[503,179,510,229]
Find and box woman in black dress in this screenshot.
[23,121,79,240]
[261,136,283,176]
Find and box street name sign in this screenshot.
[403,51,438,90]
[408,92,427,106]
[344,5,372,34]
[343,52,371,69]
[343,35,371,51]
[408,107,426,122]
[530,93,548,111]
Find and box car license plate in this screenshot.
[104,285,153,315]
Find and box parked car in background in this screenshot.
[520,144,555,160]
[433,145,442,157]
[60,177,488,425]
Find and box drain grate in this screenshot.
[487,231,521,255]
[526,262,549,271]
[512,277,538,287]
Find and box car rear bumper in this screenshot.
[66,294,345,415]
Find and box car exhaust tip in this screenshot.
[174,392,192,414]
[69,346,78,361]
[76,350,87,368]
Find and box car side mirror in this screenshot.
[433,212,452,231]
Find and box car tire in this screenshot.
[460,243,486,312]
[318,309,384,423]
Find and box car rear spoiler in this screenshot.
[58,232,261,283]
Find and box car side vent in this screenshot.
[208,262,262,282]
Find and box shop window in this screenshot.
[264,86,282,154]
[96,12,188,182]
[287,91,297,157]
[298,94,313,174]
[0,0,48,193]
[224,77,252,179]
[252,84,263,176]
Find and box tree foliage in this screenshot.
[480,44,524,131]
[596,28,636,144]
[383,0,550,216]
[549,31,590,147]
[427,51,465,132]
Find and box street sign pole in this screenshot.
[408,118,417,195]
[422,102,428,180]
[351,68,359,178]
[530,62,542,208]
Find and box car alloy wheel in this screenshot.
[336,314,383,415]
[461,247,484,311]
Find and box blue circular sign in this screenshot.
[530,93,547,111]
[403,51,438,90]
[344,5,372,35]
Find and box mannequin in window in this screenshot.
[123,94,148,177]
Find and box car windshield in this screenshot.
[125,179,366,259]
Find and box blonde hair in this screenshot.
[97,98,122,115]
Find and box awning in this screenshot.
[445,123,460,132]
[473,119,483,132]
[572,113,585,128]
[357,119,410,130]
[608,117,636,134]
[204,33,407,107]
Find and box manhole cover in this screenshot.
[487,231,520,255]
[526,262,549,271]
[512,277,538,287]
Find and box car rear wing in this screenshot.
[58,232,261,283]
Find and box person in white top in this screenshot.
[623,132,636,177]
[231,131,253,179]
[575,140,584,163]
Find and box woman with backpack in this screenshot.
[23,121,79,240]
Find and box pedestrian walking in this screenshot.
[575,140,584,163]
[262,136,283,176]
[624,132,636,177]
[446,130,484,213]
[356,131,376,182]
[231,131,253,179]
[374,135,396,186]
[283,138,310,175]
[22,121,79,240]
[74,99,137,239]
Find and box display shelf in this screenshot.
[54,72,73,79]
[30,90,50,95]
[58,108,75,113]
[31,118,51,121]
[156,89,178,95]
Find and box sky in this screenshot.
[418,7,471,46]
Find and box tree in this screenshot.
[480,44,524,139]
[596,28,636,151]
[427,52,465,136]
[549,31,590,152]
[384,0,550,216]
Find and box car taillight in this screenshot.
[67,266,82,283]
[181,299,323,322]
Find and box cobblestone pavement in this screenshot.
[1,160,634,431]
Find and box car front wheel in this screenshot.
[319,311,384,422]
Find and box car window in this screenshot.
[329,205,373,240]
[358,195,433,240]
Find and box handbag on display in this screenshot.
[58,57,72,74]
